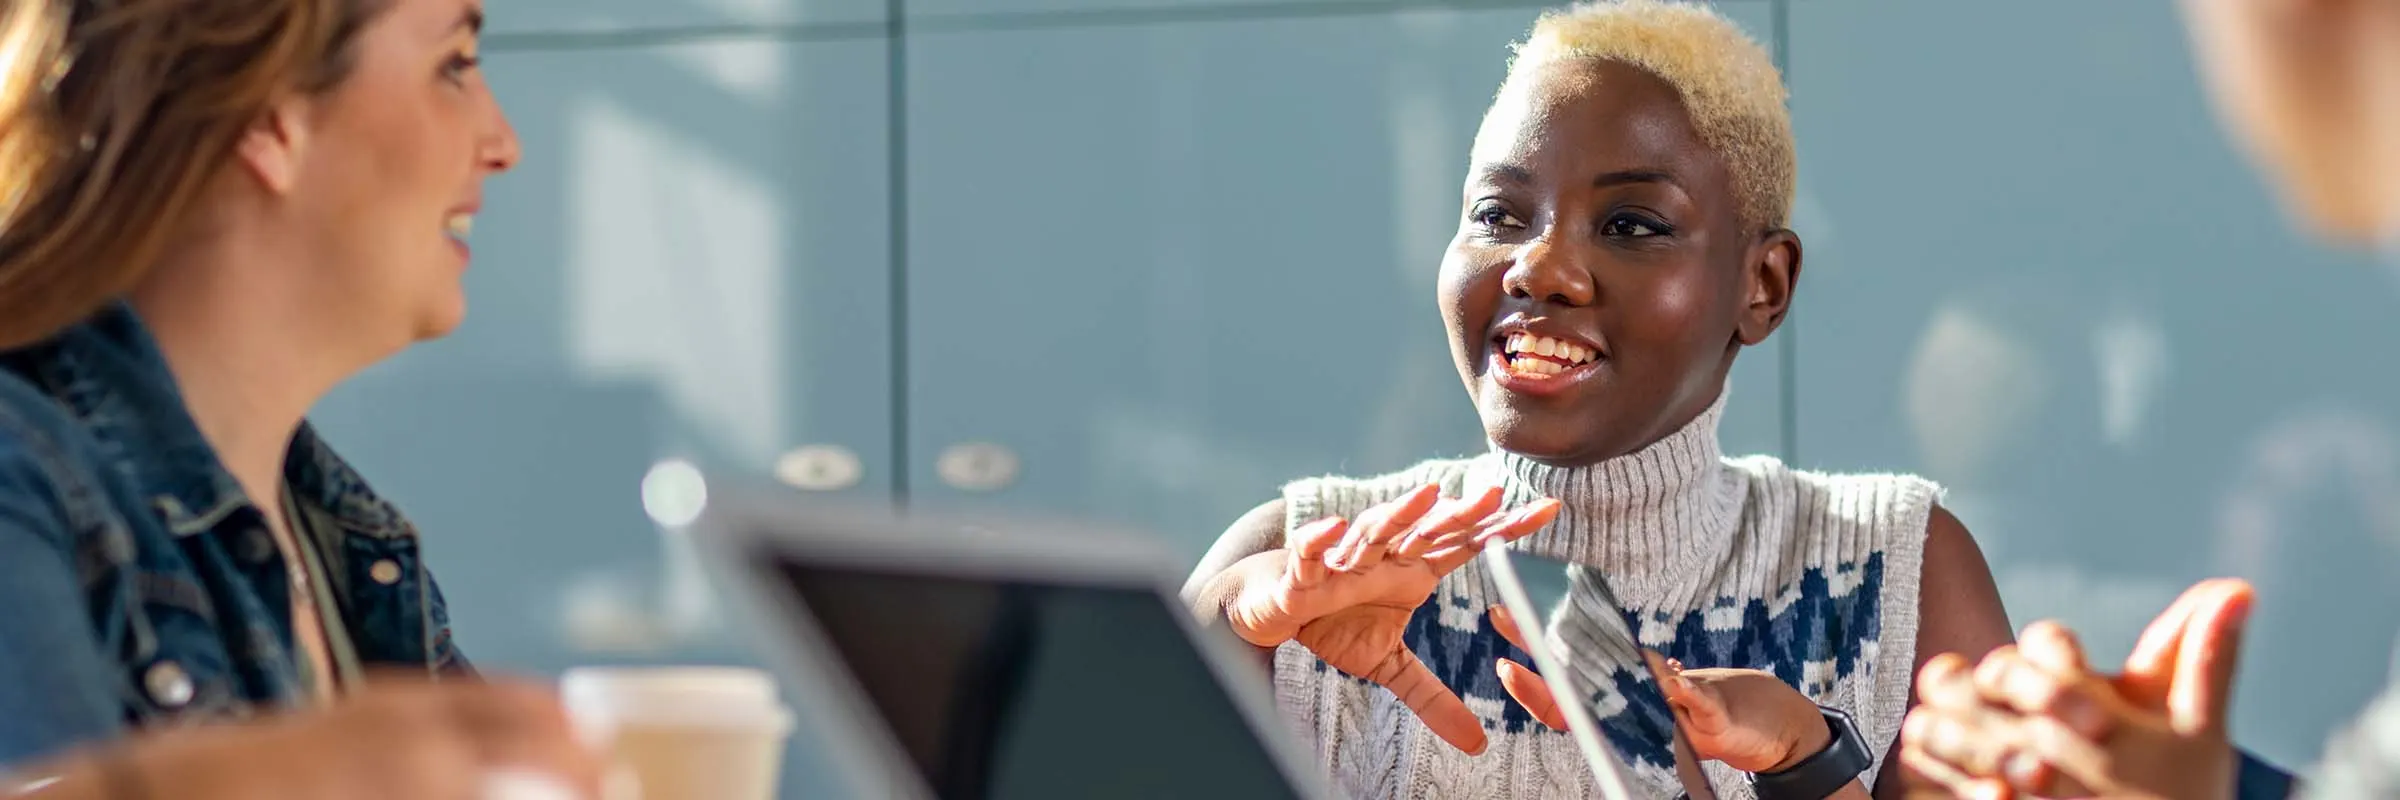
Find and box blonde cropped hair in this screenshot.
[1505,0,1795,230]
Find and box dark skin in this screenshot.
[1443,60,1784,466]
[1185,58,2013,796]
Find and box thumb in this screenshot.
[1649,657,1728,735]
[1374,649,1490,755]
[1497,658,1570,732]
[2169,579,2254,737]
[2118,581,2211,709]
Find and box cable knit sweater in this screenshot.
[1269,395,1939,799]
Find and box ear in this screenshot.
[233,94,313,197]
[1735,228,1802,347]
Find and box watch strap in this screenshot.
[1749,705,1872,800]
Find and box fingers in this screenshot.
[1648,655,1729,736]
[415,680,608,796]
[2010,714,2119,797]
[1423,500,1562,572]
[1899,731,2011,800]
[1475,498,1560,546]
[1901,705,2018,785]
[2016,620,2092,678]
[1489,605,1567,731]
[2169,579,2254,737]
[2119,580,2215,708]
[1497,658,1570,732]
[1915,652,1980,710]
[1285,517,1349,589]
[1370,648,1489,755]
[1489,605,1535,656]
[1336,485,1441,571]
[1393,487,1503,561]
[1969,638,2115,740]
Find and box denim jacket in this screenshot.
[0,303,465,768]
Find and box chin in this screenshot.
[1477,401,1605,466]
[412,296,468,342]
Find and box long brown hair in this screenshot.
[0,0,385,349]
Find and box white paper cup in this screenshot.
[561,667,795,800]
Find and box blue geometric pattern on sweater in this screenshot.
[1306,553,1885,773]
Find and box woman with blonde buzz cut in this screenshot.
[1184,2,2014,798]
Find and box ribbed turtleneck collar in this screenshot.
[1467,392,1745,608]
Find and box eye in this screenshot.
[1600,213,1670,238]
[442,50,482,84]
[1469,202,1526,230]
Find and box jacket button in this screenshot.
[144,661,194,708]
[239,529,276,564]
[369,559,403,585]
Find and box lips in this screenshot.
[1487,326,1604,395]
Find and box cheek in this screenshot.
[1437,249,1504,341]
[1618,271,1735,355]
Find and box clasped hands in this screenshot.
[1216,483,1848,771]
[1899,579,2255,800]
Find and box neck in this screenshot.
[128,244,354,513]
[1471,392,1743,606]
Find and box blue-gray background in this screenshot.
[309,1,2400,794]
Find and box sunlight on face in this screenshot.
[292,0,519,355]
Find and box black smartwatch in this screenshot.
[1748,705,1872,800]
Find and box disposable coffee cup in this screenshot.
[561,667,795,800]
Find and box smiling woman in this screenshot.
[1182,3,2015,799]
[0,0,600,797]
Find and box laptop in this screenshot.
[690,481,1335,800]
[691,476,1656,800]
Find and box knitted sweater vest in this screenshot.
[1270,396,1938,799]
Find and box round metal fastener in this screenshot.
[144,661,194,708]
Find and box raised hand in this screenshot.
[1225,483,1561,754]
[1899,578,2255,800]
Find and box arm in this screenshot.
[1182,499,1287,670]
[0,444,127,770]
[1872,504,2012,799]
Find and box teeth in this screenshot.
[1507,358,1565,376]
[1502,333,1598,365]
[445,213,474,239]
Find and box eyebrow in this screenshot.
[1592,169,1676,188]
[1470,164,1681,189]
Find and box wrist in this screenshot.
[1770,708,1835,773]
[1211,556,1289,647]
[1752,706,1873,800]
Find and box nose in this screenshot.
[479,89,523,174]
[1501,233,1597,307]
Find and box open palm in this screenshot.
[1228,483,1560,754]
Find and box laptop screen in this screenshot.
[771,556,1308,800]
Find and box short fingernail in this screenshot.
[2004,752,2043,788]
[1928,717,1964,755]
[2058,695,2107,735]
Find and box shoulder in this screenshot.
[1913,503,2010,658]
[1726,455,1945,553]
[0,370,93,524]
